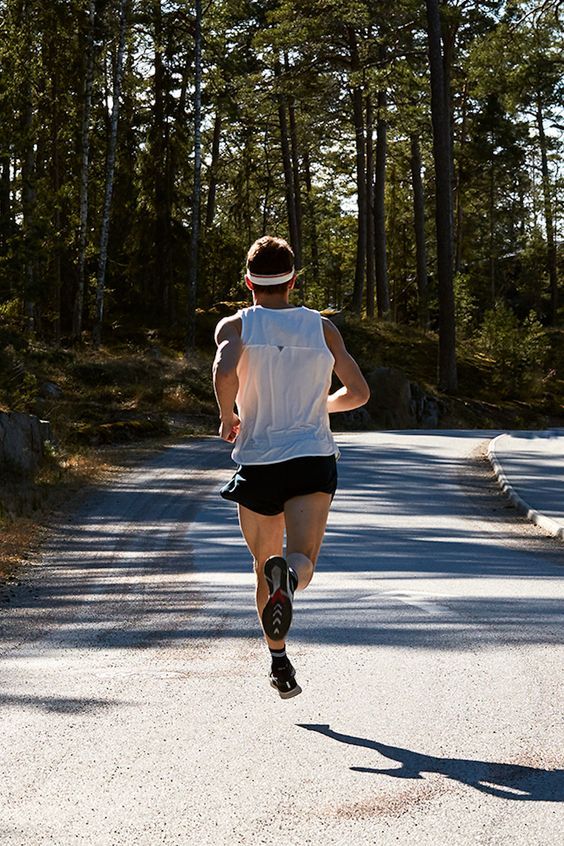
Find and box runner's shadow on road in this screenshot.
[297,724,564,802]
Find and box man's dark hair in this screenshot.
[246,236,294,294]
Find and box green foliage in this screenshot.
[475,303,550,397]
[0,297,20,321]
[5,369,38,412]
[0,0,561,350]
[513,229,549,314]
[453,273,478,339]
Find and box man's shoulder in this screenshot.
[214,312,243,344]
[320,316,345,356]
[320,314,340,337]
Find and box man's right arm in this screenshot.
[212,316,242,441]
[322,318,370,414]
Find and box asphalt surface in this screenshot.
[0,432,563,845]
[489,430,564,538]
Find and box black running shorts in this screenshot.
[219,454,338,516]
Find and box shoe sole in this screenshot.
[261,556,293,641]
[270,678,302,699]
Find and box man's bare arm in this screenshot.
[212,316,242,441]
[322,318,370,413]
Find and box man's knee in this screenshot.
[288,545,319,567]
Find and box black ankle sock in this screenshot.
[269,647,288,669]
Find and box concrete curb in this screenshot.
[488,434,564,540]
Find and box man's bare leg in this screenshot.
[237,504,285,649]
[238,493,332,636]
[237,494,332,698]
[284,492,332,590]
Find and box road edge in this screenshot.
[487,434,564,540]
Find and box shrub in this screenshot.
[475,303,550,397]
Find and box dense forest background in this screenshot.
[0,0,562,396]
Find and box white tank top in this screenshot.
[231,305,338,465]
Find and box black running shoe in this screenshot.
[261,556,294,641]
[270,660,302,700]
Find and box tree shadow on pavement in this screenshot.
[2,434,563,655]
[0,693,120,714]
[298,724,564,802]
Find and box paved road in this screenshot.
[489,430,564,537]
[0,433,563,845]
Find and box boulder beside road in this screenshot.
[0,411,52,476]
[365,367,440,429]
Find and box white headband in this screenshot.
[246,268,295,286]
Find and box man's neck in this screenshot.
[252,293,296,309]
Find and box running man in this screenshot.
[213,236,369,699]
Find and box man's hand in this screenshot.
[219,413,241,443]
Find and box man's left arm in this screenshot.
[212,317,243,442]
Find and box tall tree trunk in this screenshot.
[73,0,96,340]
[530,147,539,228]
[374,86,390,318]
[425,0,457,393]
[410,134,429,328]
[389,161,398,321]
[153,0,172,321]
[261,120,274,235]
[177,51,191,120]
[50,57,62,344]
[288,104,303,276]
[244,135,252,246]
[0,157,9,216]
[20,0,36,335]
[275,63,300,270]
[401,220,409,320]
[348,28,366,315]
[285,53,303,274]
[21,99,36,335]
[0,156,11,267]
[186,0,202,351]
[303,147,320,291]
[351,82,366,314]
[536,97,558,323]
[454,78,468,274]
[205,111,221,228]
[489,150,496,303]
[441,14,458,249]
[365,93,375,318]
[163,39,173,323]
[93,0,128,347]
[518,172,526,241]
